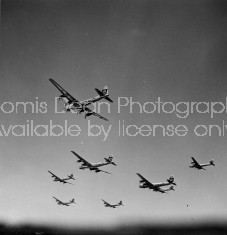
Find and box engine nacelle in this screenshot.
[139,185,147,188]
[58,94,67,101]
[139,183,148,188]
[85,112,93,119]
[90,167,98,171]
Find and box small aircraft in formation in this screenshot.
[48,171,75,184]
[71,151,116,174]
[49,156,216,207]
[101,199,124,208]
[48,79,216,207]
[53,197,76,206]
[189,157,215,170]
[136,173,176,193]
[49,78,113,121]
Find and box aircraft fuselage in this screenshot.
[79,162,111,170]
[63,95,109,109]
[139,181,174,189]
[190,162,214,169]
[81,94,110,105]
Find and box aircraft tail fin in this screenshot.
[70,198,76,204]
[102,86,108,95]
[105,155,116,165]
[167,176,176,185]
[95,86,108,95]
[68,174,75,180]
[118,200,123,206]
[108,155,113,162]
[210,159,215,166]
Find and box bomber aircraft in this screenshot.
[102,199,123,208]
[48,171,75,184]
[49,78,113,121]
[189,157,215,170]
[71,151,116,174]
[136,173,176,193]
[53,197,76,206]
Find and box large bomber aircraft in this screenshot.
[48,171,75,184]
[189,157,215,170]
[53,197,76,206]
[71,151,116,174]
[49,78,113,121]
[136,173,176,193]
[102,199,123,208]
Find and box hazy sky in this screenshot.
[1,0,227,228]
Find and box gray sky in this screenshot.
[1,0,227,228]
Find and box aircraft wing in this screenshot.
[95,168,111,174]
[136,173,156,189]
[95,88,113,103]
[71,151,92,167]
[191,157,202,168]
[49,78,79,102]
[84,107,108,121]
[48,171,61,181]
[62,180,73,185]
[53,196,63,204]
[102,199,111,206]
[95,88,104,96]
[155,187,166,193]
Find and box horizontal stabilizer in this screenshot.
[95,87,113,103]
[104,96,113,103]
[95,88,103,96]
